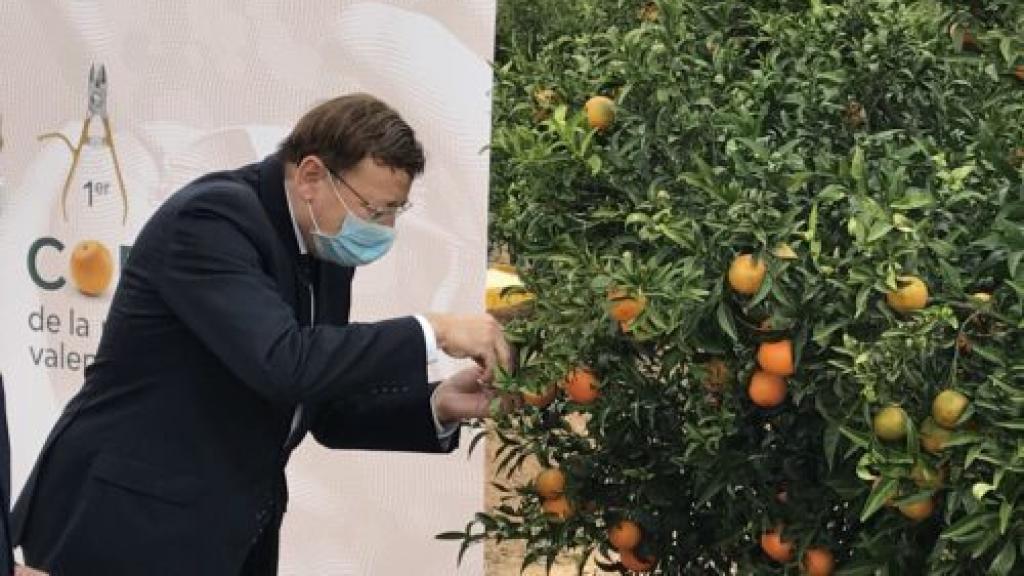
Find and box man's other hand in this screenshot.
[424,314,511,382]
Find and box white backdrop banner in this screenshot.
[0,1,494,574]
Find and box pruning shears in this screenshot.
[39,63,128,224]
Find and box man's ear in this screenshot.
[294,156,330,201]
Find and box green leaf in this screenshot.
[587,155,602,175]
[817,185,847,203]
[999,38,1014,65]
[861,477,897,521]
[855,286,871,319]
[851,146,867,193]
[824,425,839,470]
[891,192,934,210]
[716,302,738,343]
[999,501,1012,535]
[972,345,1006,367]
[867,221,893,243]
[813,320,848,346]
[839,425,871,449]
[942,512,998,541]
[989,539,1017,576]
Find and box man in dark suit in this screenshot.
[12,94,509,575]
[1,377,47,576]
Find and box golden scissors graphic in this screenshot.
[40,63,128,224]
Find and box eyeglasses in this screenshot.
[329,170,413,223]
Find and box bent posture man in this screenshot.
[13,94,508,575]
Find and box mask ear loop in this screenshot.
[325,174,356,216]
[305,200,324,234]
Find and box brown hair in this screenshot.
[279,93,425,179]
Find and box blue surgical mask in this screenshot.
[307,176,396,267]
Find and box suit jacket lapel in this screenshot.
[252,154,304,317]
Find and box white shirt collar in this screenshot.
[283,180,309,255]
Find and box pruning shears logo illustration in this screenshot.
[39,63,128,225]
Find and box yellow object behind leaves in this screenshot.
[485,264,534,313]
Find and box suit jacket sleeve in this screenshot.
[308,380,459,453]
[155,187,427,408]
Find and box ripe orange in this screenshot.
[702,358,731,393]
[608,519,642,551]
[748,370,787,408]
[585,96,616,131]
[608,289,647,329]
[760,529,794,563]
[564,367,600,404]
[619,549,656,572]
[885,276,928,313]
[542,496,575,522]
[803,547,835,576]
[932,390,969,429]
[727,253,766,296]
[521,383,558,408]
[1016,65,1024,81]
[70,240,114,297]
[898,497,935,522]
[535,468,565,500]
[919,418,951,455]
[757,339,794,377]
[873,405,908,442]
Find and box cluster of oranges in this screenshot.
[871,389,970,521]
[870,270,973,523]
[760,528,835,576]
[535,467,656,573]
[725,252,940,572]
[535,468,574,522]
[726,253,794,409]
[521,288,648,410]
[726,252,934,410]
[520,366,602,409]
[729,253,837,573]
[518,287,645,410]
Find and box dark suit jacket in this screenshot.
[0,376,13,576]
[11,155,456,575]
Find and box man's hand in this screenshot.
[432,365,517,424]
[424,313,511,382]
[15,566,49,576]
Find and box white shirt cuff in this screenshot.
[413,314,439,364]
[429,384,459,446]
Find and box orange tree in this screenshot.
[441,1,1023,574]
